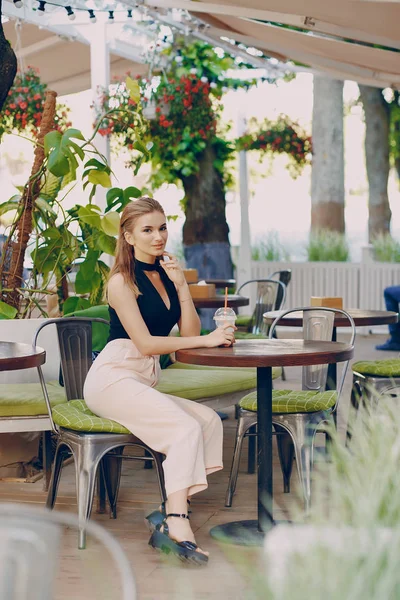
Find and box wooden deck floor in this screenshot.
[0,331,391,599]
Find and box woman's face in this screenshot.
[125,211,168,261]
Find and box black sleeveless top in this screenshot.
[108,258,181,342]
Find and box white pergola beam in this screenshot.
[16,35,63,59]
[144,0,400,49]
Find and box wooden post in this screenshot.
[3,90,57,312]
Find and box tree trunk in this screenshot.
[182,144,233,279]
[0,0,17,111]
[2,91,57,312]
[311,76,345,233]
[359,85,391,241]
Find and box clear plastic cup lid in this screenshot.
[213,307,236,319]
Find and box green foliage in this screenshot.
[236,116,312,178]
[247,399,400,599]
[96,39,302,198]
[252,232,290,261]
[372,233,400,262]
[0,78,148,317]
[306,229,349,262]
[0,66,71,140]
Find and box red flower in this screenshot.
[19,101,27,110]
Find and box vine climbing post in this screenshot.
[2,90,57,313]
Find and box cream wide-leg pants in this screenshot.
[83,339,223,497]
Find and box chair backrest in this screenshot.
[236,279,287,334]
[268,269,292,310]
[33,317,109,401]
[269,307,356,406]
[0,503,136,600]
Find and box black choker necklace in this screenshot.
[135,258,160,272]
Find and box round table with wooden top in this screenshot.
[263,309,398,330]
[264,309,398,389]
[0,341,46,371]
[176,338,354,545]
[192,294,249,310]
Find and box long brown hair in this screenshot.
[108,196,165,297]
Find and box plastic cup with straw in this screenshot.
[213,287,237,332]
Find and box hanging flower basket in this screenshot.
[0,66,71,140]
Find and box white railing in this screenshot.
[245,260,400,311]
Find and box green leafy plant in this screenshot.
[0,78,148,318]
[306,229,349,262]
[251,232,290,261]
[372,233,400,262]
[247,399,400,599]
[96,40,311,198]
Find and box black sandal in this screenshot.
[148,513,208,566]
[145,500,192,533]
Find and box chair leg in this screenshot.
[152,451,167,503]
[46,442,68,510]
[225,414,255,508]
[42,430,53,492]
[346,378,363,444]
[281,367,286,382]
[292,432,314,514]
[274,425,295,493]
[247,426,257,474]
[96,465,107,515]
[101,451,123,520]
[72,444,101,550]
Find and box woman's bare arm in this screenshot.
[175,281,201,337]
[108,274,233,356]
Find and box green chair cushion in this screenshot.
[239,389,337,414]
[52,399,129,433]
[169,362,282,380]
[155,367,257,400]
[352,359,400,377]
[0,381,67,417]
[236,314,252,328]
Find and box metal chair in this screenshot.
[235,279,287,335]
[348,363,400,441]
[0,503,136,599]
[33,318,166,549]
[225,307,355,512]
[268,269,292,310]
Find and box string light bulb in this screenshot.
[37,0,46,15]
[108,10,115,23]
[13,0,23,8]
[88,9,96,23]
[65,6,75,20]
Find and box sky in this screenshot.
[1,73,399,262]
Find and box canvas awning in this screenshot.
[2,0,400,92]
[198,13,400,88]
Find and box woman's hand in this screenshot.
[159,252,186,288]
[205,324,236,348]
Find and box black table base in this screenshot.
[209,367,276,545]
